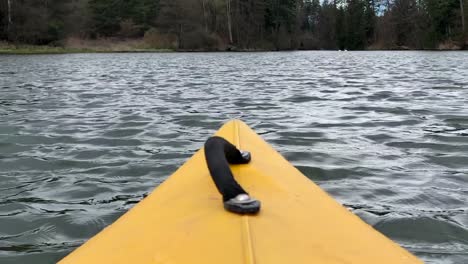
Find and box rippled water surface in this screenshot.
[1,51,467,263]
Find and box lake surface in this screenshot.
[0,51,467,263]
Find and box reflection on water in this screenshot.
[1,51,468,263]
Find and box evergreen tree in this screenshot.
[89,0,158,37]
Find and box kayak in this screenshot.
[59,120,422,264]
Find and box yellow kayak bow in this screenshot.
[59,120,422,264]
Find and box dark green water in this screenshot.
[1,51,467,263]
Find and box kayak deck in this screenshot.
[59,120,422,264]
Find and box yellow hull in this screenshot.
[59,120,422,264]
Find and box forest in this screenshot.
[0,0,466,51]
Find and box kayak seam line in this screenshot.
[242,216,255,264]
[234,120,242,149]
[235,120,255,264]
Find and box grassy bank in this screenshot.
[0,46,172,54]
[0,45,95,54]
[0,39,173,54]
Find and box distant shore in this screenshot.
[1,39,466,55]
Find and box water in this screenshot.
[0,51,467,263]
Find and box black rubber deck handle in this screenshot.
[204,136,250,201]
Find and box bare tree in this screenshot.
[226,0,233,43]
[201,0,208,33]
[7,0,12,33]
[461,0,465,35]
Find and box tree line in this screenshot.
[0,0,466,50]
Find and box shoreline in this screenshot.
[0,44,466,55]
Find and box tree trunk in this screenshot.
[461,0,465,35]
[7,0,12,33]
[202,0,208,33]
[236,0,239,46]
[227,0,233,43]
